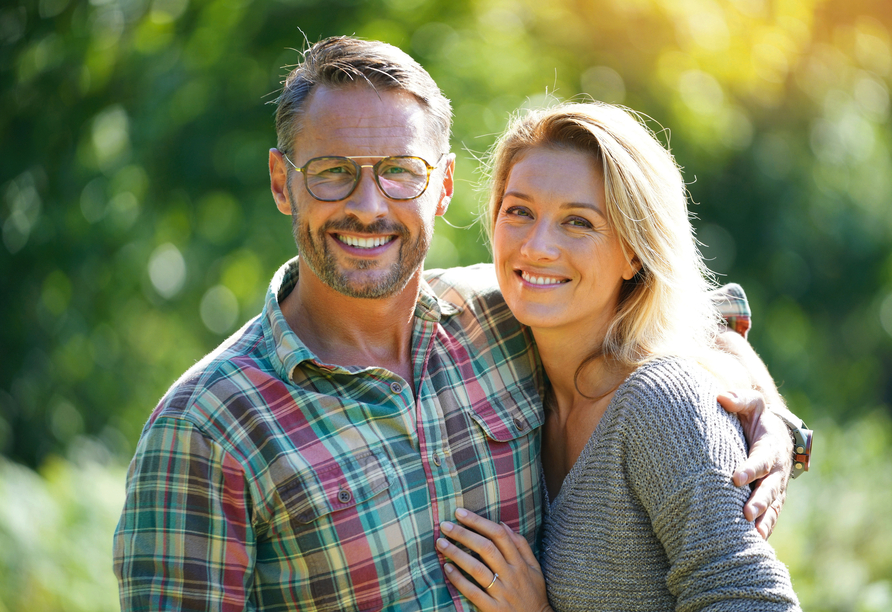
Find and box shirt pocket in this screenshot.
[466,384,544,442]
[277,449,391,525]
[268,448,414,611]
[459,385,544,540]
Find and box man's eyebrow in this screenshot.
[503,191,607,218]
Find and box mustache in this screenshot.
[321,217,409,238]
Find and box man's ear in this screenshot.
[435,153,456,217]
[269,148,292,215]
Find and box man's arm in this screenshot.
[114,416,255,611]
[717,329,798,539]
[711,283,810,539]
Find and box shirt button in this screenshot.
[390,382,403,394]
[514,416,527,431]
[337,489,352,504]
[432,453,441,467]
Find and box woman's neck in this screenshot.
[534,326,632,500]
[532,326,626,417]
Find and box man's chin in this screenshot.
[326,268,416,300]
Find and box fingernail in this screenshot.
[437,538,449,551]
[725,391,738,400]
[444,563,454,574]
[441,521,454,533]
[455,508,468,519]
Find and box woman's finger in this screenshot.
[437,534,500,591]
[443,563,499,611]
[452,508,525,565]
[500,521,539,569]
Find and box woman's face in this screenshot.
[493,146,640,336]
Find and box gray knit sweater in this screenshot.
[540,358,800,611]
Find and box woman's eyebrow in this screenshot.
[561,201,607,219]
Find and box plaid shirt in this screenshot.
[114,260,545,611]
[714,283,752,338]
[114,257,750,611]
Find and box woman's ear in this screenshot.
[623,255,643,281]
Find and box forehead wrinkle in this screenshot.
[298,86,435,158]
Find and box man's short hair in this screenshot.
[274,36,453,156]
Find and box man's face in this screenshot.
[271,85,453,299]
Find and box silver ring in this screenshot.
[485,572,499,591]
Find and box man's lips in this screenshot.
[518,270,570,286]
[331,233,398,255]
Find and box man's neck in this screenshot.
[280,260,420,385]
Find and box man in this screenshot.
[114,36,807,611]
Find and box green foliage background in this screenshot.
[2,0,891,609]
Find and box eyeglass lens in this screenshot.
[305,157,430,200]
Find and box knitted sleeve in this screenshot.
[622,359,800,612]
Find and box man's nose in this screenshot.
[343,167,388,221]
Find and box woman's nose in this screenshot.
[519,221,560,261]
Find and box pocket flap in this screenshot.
[276,449,391,525]
[467,386,544,442]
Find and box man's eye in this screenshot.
[381,166,408,175]
[323,165,350,175]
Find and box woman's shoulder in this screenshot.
[617,356,717,413]
[612,356,744,458]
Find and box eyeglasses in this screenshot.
[283,153,444,202]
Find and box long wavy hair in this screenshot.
[484,102,722,374]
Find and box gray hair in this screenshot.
[273,36,452,156]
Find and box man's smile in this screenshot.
[335,234,397,249]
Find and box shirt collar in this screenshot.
[262,257,461,382]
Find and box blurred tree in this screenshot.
[3,1,892,611]
[2,0,890,474]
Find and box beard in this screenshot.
[289,201,431,300]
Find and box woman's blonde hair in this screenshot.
[484,101,722,371]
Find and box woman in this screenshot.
[436,103,800,610]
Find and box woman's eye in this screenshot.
[568,217,593,228]
[503,206,532,218]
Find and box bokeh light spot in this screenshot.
[148,243,186,299]
[580,66,626,103]
[200,285,239,334]
[90,105,131,172]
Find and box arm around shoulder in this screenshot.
[622,361,801,610]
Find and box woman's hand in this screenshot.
[437,508,552,612]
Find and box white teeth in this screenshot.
[521,271,566,286]
[337,235,394,249]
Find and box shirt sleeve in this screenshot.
[711,283,752,338]
[624,362,800,611]
[113,416,255,612]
